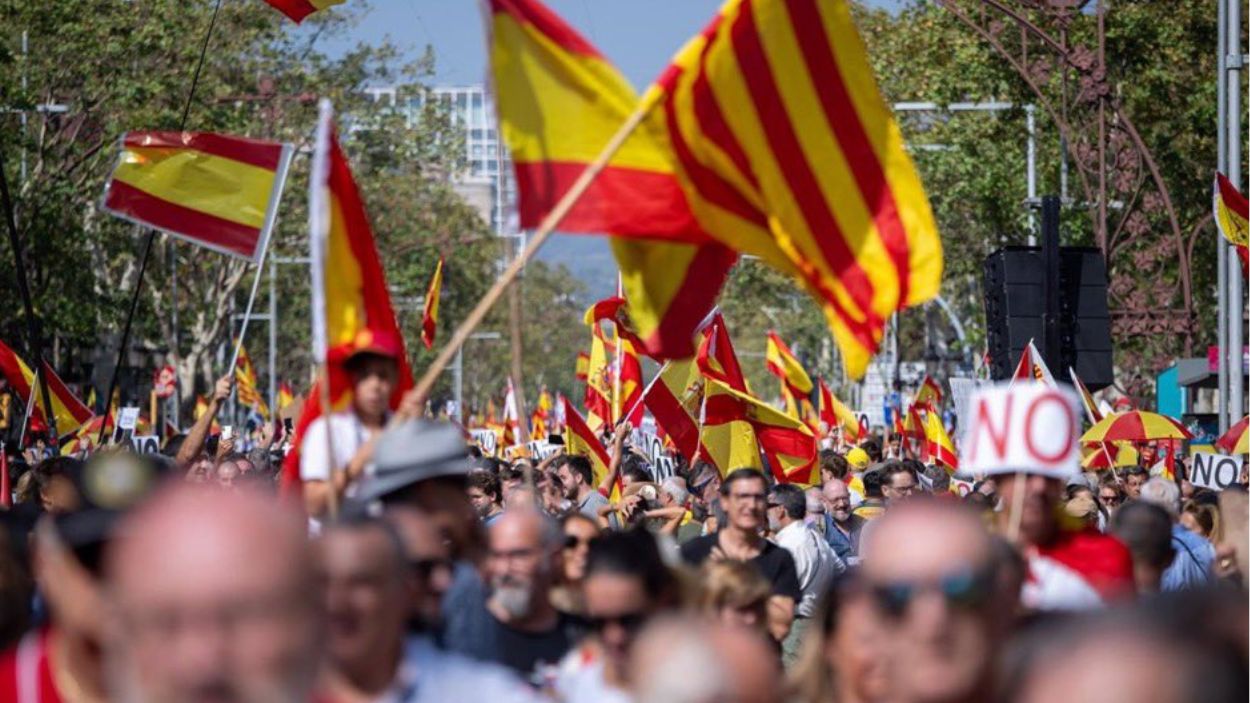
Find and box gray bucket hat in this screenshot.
[357,419,474,503]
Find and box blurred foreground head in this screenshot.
[631,615,781,703]
[104,485,321,703]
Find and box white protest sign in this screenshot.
[947,377,981,432]
[470,429,497,456]
[118,407,140,431]
[629,428,677,481]
[526,440,560,461]
[960,382,1079,479]
[1189,451,1242,491]
[130,435,161,455]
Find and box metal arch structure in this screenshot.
[934,0,1199,367]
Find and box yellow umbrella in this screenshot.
[1080,442,1137,470]
[1080,411,1193,444]
[1216,415,1249,454]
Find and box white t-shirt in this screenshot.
[299,411,372,487]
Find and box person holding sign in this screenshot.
[961,383,1134,611]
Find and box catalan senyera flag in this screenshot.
[102,132,292,262]
[701,379,817,484]
[1010,340,1057,388]
[282,101,414,492]
[817,378,860,443]
[234,342,270,420]
[646,0,942,379]
[0,340,93,437]
[1215,172,1249,276]
[922,410,958,472]
[421,257,444,350]
[263,0,346,24]
[486,0,735,359]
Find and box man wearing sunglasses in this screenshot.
[860,501,1013,703]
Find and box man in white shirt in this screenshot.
[767,482,845,666]
[301,329,403,518]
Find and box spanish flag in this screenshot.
[486,0,734,359]
[1010,340,1057,388]
[922,410,958,472]
[913,375,943,407]
[642,359,707,462]
[281,101,414,492]
[263,0,346,24]
[102,132,292,262]
[194,394,222,435]
[421,257,444,350]
[648,0,942,379]
[0,340,92,437]
[701,379,816,484]
[584,323,614,430]
[278,381,296,412]
[562,395,613,489]
[575,351,590,382]
[1214,172,1249,276]
[817,378,861,443]
[765,330,814,419]
[696,312,748,392]
[235,341,270,419]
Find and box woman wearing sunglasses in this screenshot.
[550,513,600,616]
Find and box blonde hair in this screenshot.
[1181,500,1222,543]
[695,560,770,613]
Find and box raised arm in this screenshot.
[176,374,231,467]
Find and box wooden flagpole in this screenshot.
[402,93,660,412]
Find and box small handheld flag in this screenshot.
[421,258,444,349]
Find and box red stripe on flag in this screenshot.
[512,160,703,240]
[641,243,737,359]
[264,0,320,24]
[643,380,701,461]
[689,14,762,193]
[123,132,285,171]
[490,0,605,59]
[784,0,911,305]
[104,180,261,258]
[40,361,93,425]
[728,1,879,323]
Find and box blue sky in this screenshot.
[311,0,903,88]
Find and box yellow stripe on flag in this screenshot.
[112,146,277,230]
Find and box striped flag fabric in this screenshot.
[817,378,861,443]
[642,359,707,462]
[1011,340,1058,388]
[0,340,93,437]
[278,382,296,411]
[281,101,414,492]
[700,379,817,484]
[1214,172,1249,276]
[263,0,346,24]
[584,324,614,430]
[421,257,444,350]
[913,375,943,407]
[647,0,942,379]
[1068,367,1103,426]
[562,395,614,488]
[575,351,590,382]
[102,132,292,262]
[696,313,748,392]
[922,410,958,472]
[765,331,814,396]
[234,342,270,419]
[486,0,735,359]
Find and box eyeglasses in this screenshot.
[1100,494,1121,505]
[868,566,994,619]
[586,611,648,633]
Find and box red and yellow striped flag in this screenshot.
[696,312,748,392]
[584,324,614,430]
[643,359,707,463]
[562,395,613,489]
[263,0,346,24]
[765,331,814,419]
[701,379,817,484]
[234,341,270,419]
[102,132,291,261]
[277,381,296,412]
[0,340,93,437]
[487,0,734,359]
[282,101,414,492]
[914,375,943,407]
[646,0,942,378]
[817,378,861,443]
[922,410,958,473]
[1215,172,1249,276]
[421,257,444,350]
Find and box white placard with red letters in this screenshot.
[959,382,1080,478]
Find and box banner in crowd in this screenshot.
[961,382,1079,478]
[1189,451,1242,491]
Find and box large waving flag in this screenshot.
[1215,172,1249,276]
[102,132,292,262]
[282,101,414,492]
[643,359,707,462]
[421,257,444,350]
[486,0,735,359]
[701,379,817,484]
[0,340,92,437]
[263,0,346,24]
[234,341,270,419]
[646,0,942,378]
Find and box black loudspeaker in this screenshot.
[983,246,1114,391]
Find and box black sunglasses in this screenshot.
[409,557,454,580]
[586,611,648,633]
[869,566,994,619]
[564,534,593,549]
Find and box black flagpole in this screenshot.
[0,146,59,441]
[96,0,225,444]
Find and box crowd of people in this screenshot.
[0,340,1247,703]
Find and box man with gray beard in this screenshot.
[442,508,582,686]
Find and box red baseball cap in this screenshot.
[346,328,405,362]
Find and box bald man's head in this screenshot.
[104,485,321,703]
